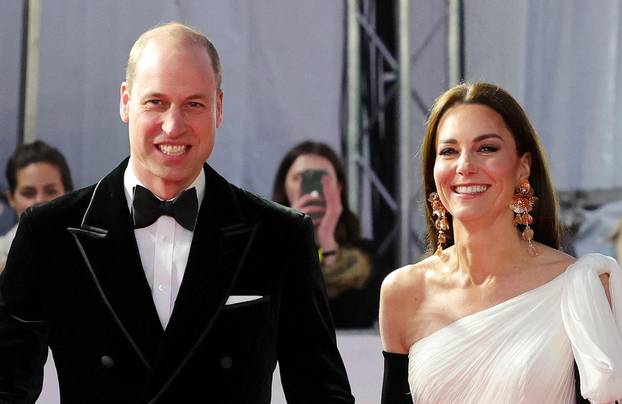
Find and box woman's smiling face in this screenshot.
[433,103,531,226]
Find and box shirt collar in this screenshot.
[123,157,206,213]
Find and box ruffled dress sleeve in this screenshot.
[561,253,622,404]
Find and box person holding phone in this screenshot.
[272,141,378,328]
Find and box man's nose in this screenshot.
[162,106,186,137]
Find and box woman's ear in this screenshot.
[519,152,532,180]
[6,190,15,211]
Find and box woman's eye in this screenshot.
[479,145,499,153]
[438,147,457,156]
[19,190,36,199]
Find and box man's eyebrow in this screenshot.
[139,92,211,100]
[140,92,165,99]
[186,93,210,99]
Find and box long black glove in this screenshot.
[381,351,412,404]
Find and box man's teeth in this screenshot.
[455,185,488,194]
[159,144,187,156]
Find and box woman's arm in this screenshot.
[379,268,422,403]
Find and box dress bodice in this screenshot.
[407,254,622,404]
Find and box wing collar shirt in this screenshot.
[123,159,205,330]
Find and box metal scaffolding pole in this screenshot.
[397,0,411,266]
[346,0,362,214]
[448,0,465,86]
[18,0,41,144]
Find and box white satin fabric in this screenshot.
[408,253,622,404]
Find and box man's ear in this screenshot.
[519,152,532,180]
[120,82,130,123]
[215,89,224,128]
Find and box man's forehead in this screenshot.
[135,38,211,71]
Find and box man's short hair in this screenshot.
[125,21,222,90]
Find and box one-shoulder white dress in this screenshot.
[408,254,622,404]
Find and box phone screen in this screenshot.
[300,170,327,219]
[300,169,327,197]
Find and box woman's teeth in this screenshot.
[454,185,488,194]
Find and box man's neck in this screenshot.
[127,158,201,200]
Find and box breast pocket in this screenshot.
[215,295,272,351]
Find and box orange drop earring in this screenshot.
[428,192,449,256]
[510,179,539,256]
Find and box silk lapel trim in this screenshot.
[66,167,163,370]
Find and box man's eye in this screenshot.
[146,100,162,106]
[188,101,205,109]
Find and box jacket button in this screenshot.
[100,355,114,369]
[220,356,233,369]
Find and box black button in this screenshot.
[220,356,233,369]
[100,355,114,368]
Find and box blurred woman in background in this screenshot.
[273,141,378,328]
[0,140,73,272]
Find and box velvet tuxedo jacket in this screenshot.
[0,160,354,403]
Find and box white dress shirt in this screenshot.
[0,223,18,269]
[123,161,205,329]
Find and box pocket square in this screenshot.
[225,295,264,305]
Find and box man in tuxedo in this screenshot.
[0,22,354,403]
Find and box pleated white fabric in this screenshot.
[408,253,622,404]
[561,254,622,403]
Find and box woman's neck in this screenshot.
[448,216,530,285]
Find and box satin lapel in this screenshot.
[67,160,162,369]
[150,165,259,398]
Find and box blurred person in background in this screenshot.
[273,141,379,328]
[0,140,73,272]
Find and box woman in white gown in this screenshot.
[379,82,622,404]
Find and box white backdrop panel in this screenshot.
[0,1,24,233]
[34,1,343,197]
[465,0,622,191]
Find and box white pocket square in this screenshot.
[225,295,264,305]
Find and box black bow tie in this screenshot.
[132,185,198,231]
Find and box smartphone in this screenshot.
[301,169,327,198]
[300,169,327,219]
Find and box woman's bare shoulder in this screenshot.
[381,254,439,305]
[380,255,440,352]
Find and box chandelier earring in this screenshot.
[510,179,540,256]
[428,192,449,256]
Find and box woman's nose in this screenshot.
[34,193,47,204]
[457,152,477,175]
